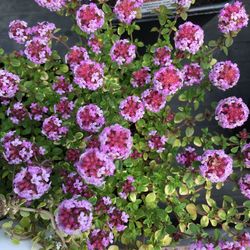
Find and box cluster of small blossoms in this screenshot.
[42,115,68,141]
[7,102,29,124]
[29,103,48,121]
[54,97,75,119]
[219,240,245,250]
[85,135,101,150]
[52,76,73,95]
[87,229,114,250]
[218,1,249,34]
[110,39,136,65]
[130,149,143,159]
[1,131,45,165]
[182,63,204,86]
[119,176,135,199]
[119,95,145,123]
[239,174,250,199]
[88,35,103,54]
[148,130,167,153]
[141,89,166,113]
[199,150,233,183]
[215,96,249,129]
[95,196,112,215]
[55,198,93,235]
[154,46,172,66]
[62,172,93,198]
[76,3,104,34]
[131,67,151,88]
[176,147,200,167]
[108,207,129,232]
[189,241,215,250]
[66,149,80,163]
[242,143,250,168]
[73,60,104,90]
[114,0,144,24]
[174,21,204,54]
[8,20,28,44]
[13,165,51,201]
[238,232,250,247]
[209,61,240,91]
[99,124,133,160]
[75,149,115,187]
[34,0,66,12]
[76,104,105,133]
[174,0,192,9]
[153,65,183,95]
[65,46,89,69]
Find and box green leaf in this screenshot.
[235,223,244,231]
[186,127,194,137]
[186,203,197,220]
[218,209,227,220]
[194,137,202,147]
[200,216,209,227]
[145,193,156,203]
[174,112,185,124]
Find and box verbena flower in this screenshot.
[154,46,172,66]
[200,150,233,183]
[182,63,204,86]
[242,143,250,168]
[52,76,73,95]
[148,130,167,153]
[87,229,114,250]
[34,0,66,12]
[215,96,249,129]
[65,46,89,69]
[119,176,135,199]
[8,20,28,44]
[176,147,200,167]
[108,207,129,232]
[29,103,48,121]
[131,67,151,88]
[7,102,28,124]
[239,174,250,199]
[88,35,103,55]
[54,97,75,119]
[13,165,51,201]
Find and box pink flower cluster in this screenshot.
[29,103,48,121]
[55,198,93,235]
[189,241,215,250]
[239,174,250,199]
[110,39,136,66]
[34,0,66,12]
[218,1,249,34]
[176,147,200,167]
[75,149,115,187]
[76,3,104,34]
[148,130,167,153]
[87,229,114,250]
[8,20,28,44]
[242,143,250,168]
[153,65,183,95]
[199,150,233,183]
[99,124,133,160]
[119,176,135,199]
[215,96,249,129]
[182,63,204,86]
[174,0,192,9]
[209,61,240,91]
[13,165,51,201]
[66,149,80,163]
[42,115,68,141]
[7,102,28,124]
[88,35,103,55]
[131,67,151,88]
[76,104,105,133]
[174,21,204,54]
[114,0,144,24]
[154,46,172,66]
[95,196,112,215]
[52,76,73,95]
[108,207,129,232]
[119,95,145,123]
[54,97,75,119]
[73,60,104,91]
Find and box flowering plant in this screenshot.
[0,0,250,249]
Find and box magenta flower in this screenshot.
[108,207,129,232]
[13,165,51,201]
[114,0,144,24]
[66,149,80,163]
[174,21,204,54]
[215,96,249,129]
[131,67,151,88]
[7,102,28,124]
[88,35,103,55]
[242,143,250,168]
[0,69,20,99]
[73,60,104,91]
[209,61,240,91]
[238,232,250,247]
[9,20,28,44]
[218,1,249,34]
[182,63,204,86]
[119,176,135,199]
[148,130,167,153]
[174,0,192,9]
[110,39,136,66]
[42,115,68,141]
[54,97,75,119]
[189,241,215,250]
[153,65,183,95]
[99,124,133,160]
[154,46,172,66]
[119,95,145,123]
[34,0,66,12]
[87,229,114,250]
[85,135,101,150]
[24,37,51,64]
[52,76,73,95]
[76,3,104,34]
[200,150,233,183]
[76,104,105,133]
[75,149,115,187]
[29,103,48,121]
[176,147,200,167]
[95,197,112,215]
[65,46,89,69]
[239,174,250,199]
[55,198,93,235]
[219,241,242,250]
[141,88,167,113]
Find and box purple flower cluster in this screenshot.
[7,102,28,124]
[218,1,249,34]
[9,20,28,44]
[52,76,73,95]
[75,149,115,187]
[34,0,66,12]
[176,147,200,167]
[119,176,135,199]
[110,39,136,66]
[55,198,93,235]
[154,46,172,67]
[215,96,249,129]
[88,35,103,55]
[199,150,233,183]
[219,240,245,250]
[87,229,114,250]
[95,196,112,215]
[119,95,145,123]
[182,63,204,86]
[174,0,192,9]
[65,46,89,69]
[114,0,144,24]
[76,3,104,34]
[131,67,151,88]
[242,143,250,168]
[148,130,167,153]
[189,241,215,250]
[54,97,75,119]
[108,207,129,232]
[76,104,105,133]
[99,124,133,160]
[13,165,51,201]
[66,149,80,163]
[239,174,250,199]
[29,103,48,121]
[174,21,204,54]
[209,61,240,91]
[42,115,68,141]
